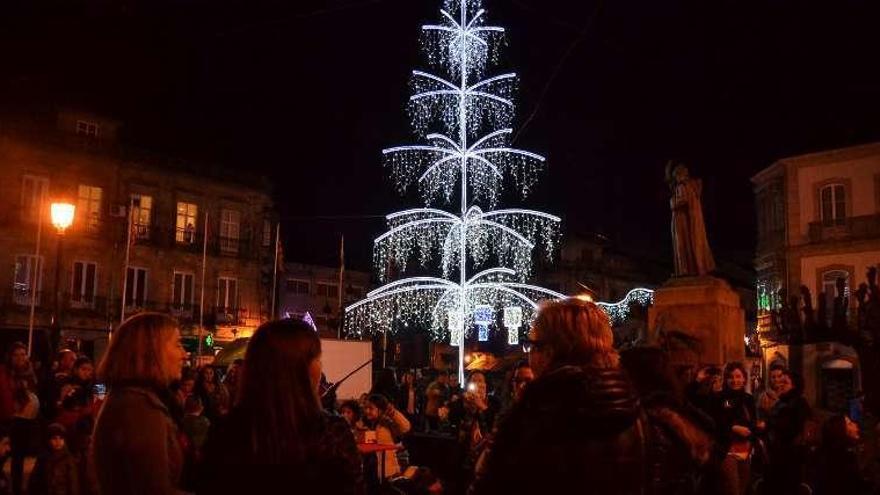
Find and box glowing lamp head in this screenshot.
[50,202,75,233]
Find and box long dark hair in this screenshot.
[237,319,322,463]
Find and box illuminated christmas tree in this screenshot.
[345,0,563,383]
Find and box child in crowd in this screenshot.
[339,400,363,431]
[182,395,211,456]
[28,423,78,495]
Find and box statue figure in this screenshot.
[667,162,715,276]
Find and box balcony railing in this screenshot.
[2,291,253,329]
[8,288,42,307]
[214,306,246,326]
[808,214,880,243]
[128,225,256,259]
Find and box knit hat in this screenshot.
[47,423,66,438]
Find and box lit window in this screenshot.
[176,202,198,244]
[77,185,102,233]
[131,194,152,239]
[76,120,99,137]
[820,184,846,226]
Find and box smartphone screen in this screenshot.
[93,383,107,401]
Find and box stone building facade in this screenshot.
[0,111,276,362]
[752,142,880,410]
[279,262,371,338]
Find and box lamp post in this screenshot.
[50,202,75,355]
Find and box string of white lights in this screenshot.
[596,288,655,324]
[346,0,562,384]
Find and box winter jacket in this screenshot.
[28,448,79,495]
[182,415,210,451]
[92,386,183,495]
[198,408,364,495]
[708,389,756,453]
[641,393,715,495]
[470,365,645,495]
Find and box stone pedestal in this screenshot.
[647,276,745,366]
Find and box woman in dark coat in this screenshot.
[765,371,811,494]
[92,313,188,495]
[709,362,756,495]
[470,298,645,495]
[198,319,363,495]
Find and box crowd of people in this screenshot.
[0,300,876,494]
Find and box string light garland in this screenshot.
[346,0,652,383]
[595,288,655,325]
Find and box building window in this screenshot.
[262,219,273,248]
[822,269,850,325]
[71,261,97,308]
[125,267,148,308]
[172,271,195,312]
[176,202,198,244]
[131,194,152,239]
[77,185,102,233]
[220,209,241,254]
[346,286,364,301]
[218,277,238,312]
[820,184,846,226]
[75,120,99,137]
[21,175,48,223]
[285,279,310,295]
[13,255,42,305]
[316,283,338,299]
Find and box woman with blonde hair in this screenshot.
[92,312,187,495]
[471,297,644,495]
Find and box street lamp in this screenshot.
[50,201,75,355]
[50,203,75,233]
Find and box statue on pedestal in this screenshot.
[667,162,715,277]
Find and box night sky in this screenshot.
[3,0,880,272]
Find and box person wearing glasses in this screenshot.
[470,298,644,495]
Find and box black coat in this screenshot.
[708,389,756,452]
[198,409,364,495]
[470,365,645,495]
